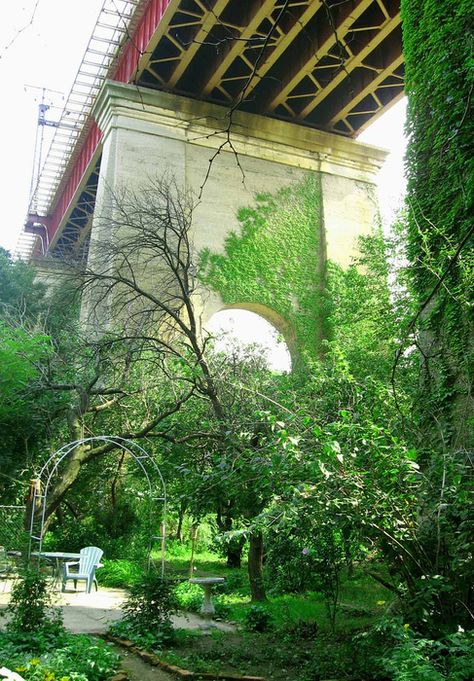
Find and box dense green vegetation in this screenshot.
[1,199,471,677]
[402,0,474,450]
[102,546,474,681]
[0,570,119,680]
[1,2,473,677]
[199,174,325,356]
[399,0,474,631]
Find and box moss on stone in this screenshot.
[198,174,324,360]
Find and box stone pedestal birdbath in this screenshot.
[189,577,225,630]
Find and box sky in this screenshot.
[0,0,407,256]
[208,309,292,372]
[0,1,102,253]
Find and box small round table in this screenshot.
[189,577,225,630]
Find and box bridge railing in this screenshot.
[26,0,150,256]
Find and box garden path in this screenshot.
[110,644,175,681]
[0,583,235,634]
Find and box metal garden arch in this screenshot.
[27,436,167,575]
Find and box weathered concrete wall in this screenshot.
[84,81,386,342]
[31,258,76,296]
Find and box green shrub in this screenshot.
[213,600,231,620]
[0,633,119,681]
[174,580,204,612]
[282,618,319,641]
[110,572,178,648]
[214,571,247,595]
[265,529,318,594]
[383,627,474,681]
[243,605,273,632]
[3,569,64,648]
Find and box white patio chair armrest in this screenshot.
[96,562,104,569]
[64,560,79,568]
[0,666,26,680]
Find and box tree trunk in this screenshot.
[342,526,354,578]
[216,506,244,568]
[248,531,266,601]
[175,502,186,541]
[227,537,244,568]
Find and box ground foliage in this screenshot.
[108,554,474,681]
[109,572,178,648]
[0,633,119,681]
[0,570,119,680]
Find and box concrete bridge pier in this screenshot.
[83,81,387,357]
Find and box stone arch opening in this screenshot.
[206,304,294,373]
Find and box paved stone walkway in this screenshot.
[0,581,240,680]
[0,582,240,680]
[0,581,235,635]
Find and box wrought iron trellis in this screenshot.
[27,436,167,576]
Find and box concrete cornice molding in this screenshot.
[93,81,388,183]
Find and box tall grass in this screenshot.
[98,559,144,588]
[103,541,394,634]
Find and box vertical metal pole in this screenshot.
[160,521,166,578]
[27,478,41,562]
[189,525,198,579]
[28,91,48,208]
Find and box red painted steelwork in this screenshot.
[114,0,171,83]
[44,0,171,251]
[46,122,102,246]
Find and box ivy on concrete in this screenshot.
[198,174,324,359]
[401,0,473,446]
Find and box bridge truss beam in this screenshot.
[20,0,402,261]
[136,0,403,136]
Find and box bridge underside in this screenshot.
[137,0,403,137]
[25,0,403,261]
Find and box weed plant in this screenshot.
[0,569,119,680]
[0,633,119,681]
[243,604,273,632]
[109,572,178,648]
[2,569,64,649]
[98,558,144,588]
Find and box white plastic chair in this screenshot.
[61,546,103,593]
[0,666,26,680]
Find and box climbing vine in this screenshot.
[398,0,474,631]
[199,174,324,359]
[401,0,474,447]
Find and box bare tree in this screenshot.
[39,175,224,524]
[31,176,272,601]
